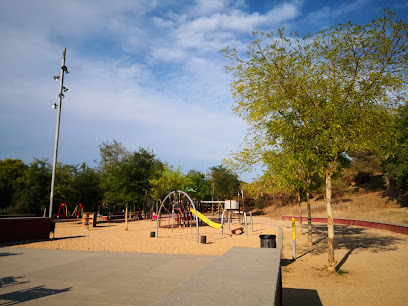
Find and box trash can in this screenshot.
[201,235,207,244]
[259,234,276,248]
[150,231,155,237]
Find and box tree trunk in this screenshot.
[144,190,148,219]
[125,204,128,231]
[326,171,335,272]
[298,191,303,234]
[306,176,312,246]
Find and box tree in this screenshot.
[385,104,408,189]
[0,159,27,214]
[263,149,317,243]
[150,165,193,201]
[224,10,407,271]
[186,170,212,200]
[98,140,129,213]
[98,139,129,172]
[210,165,241,200]
[14,159,51,214]
[70,163,103,212]
[53,163,76,207]
[104,148,161,212]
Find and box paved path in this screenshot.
[0,248,216,305]
[0,246,283,305]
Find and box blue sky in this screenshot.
[1,0,407,182]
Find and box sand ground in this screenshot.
[3,216,408,305]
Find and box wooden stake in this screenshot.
[125,204,128,231]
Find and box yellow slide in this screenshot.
[190,207,222,229]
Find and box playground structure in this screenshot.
[155,190,253,243]
[155,190,200,242]
[57,203,83,219]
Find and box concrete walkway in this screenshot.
[152,247,281,305]
[0,246,281,305]
[0,248,215,305]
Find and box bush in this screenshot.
[354,172,371,185]
[332,179,349,202]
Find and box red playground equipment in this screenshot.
[156,190,200,242]
[158,193,195,230]
[57,203,83,219]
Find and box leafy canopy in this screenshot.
[223,9,407,179]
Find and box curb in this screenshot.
[282,215,408,235]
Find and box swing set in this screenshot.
[57,203,83,219]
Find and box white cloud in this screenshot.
[192,0,229,16]
[10,0,398,183]
[158,1,301,54]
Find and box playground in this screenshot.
[7,217,278,256]
[2,189,408,305]
[2,215,408,305]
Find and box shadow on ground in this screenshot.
[382,188,408,207]
[0,235,85,248]
[290,224,404,270]
[0,252,23,257]
[283,287,322,306]
[0,276,71,305]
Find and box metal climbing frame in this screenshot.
[155,190,200,243]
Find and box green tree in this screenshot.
[385,104,408,189]
[0,159,27,214]
[98,140,129,213]
[14,159,51,214]
[71,163,103,212]
[210,165,241,200]
[186,170,212,200]
[150,165,193,201]
[104,148,162,212]
[53,163,76,207]
[263,149,317,243]
[224,10,407,271]
[99,139,129,172]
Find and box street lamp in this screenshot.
[49,48,68,219]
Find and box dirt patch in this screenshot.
[277,217,408,305]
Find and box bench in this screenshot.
[231,227,244,234]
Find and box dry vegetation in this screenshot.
[256,187,408,225]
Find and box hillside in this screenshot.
[260,187,408,225]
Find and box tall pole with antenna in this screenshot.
[49,48,68,218]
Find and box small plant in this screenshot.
[335,269,349,275]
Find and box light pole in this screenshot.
[240,189,244,212]
[49,48,68,218]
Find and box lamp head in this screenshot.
[52,103,57,109]
[53,76,59,81]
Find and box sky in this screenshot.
[1,0,407,183]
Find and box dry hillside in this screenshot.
[259,188,408,225]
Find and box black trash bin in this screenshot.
[259,234,276,248]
